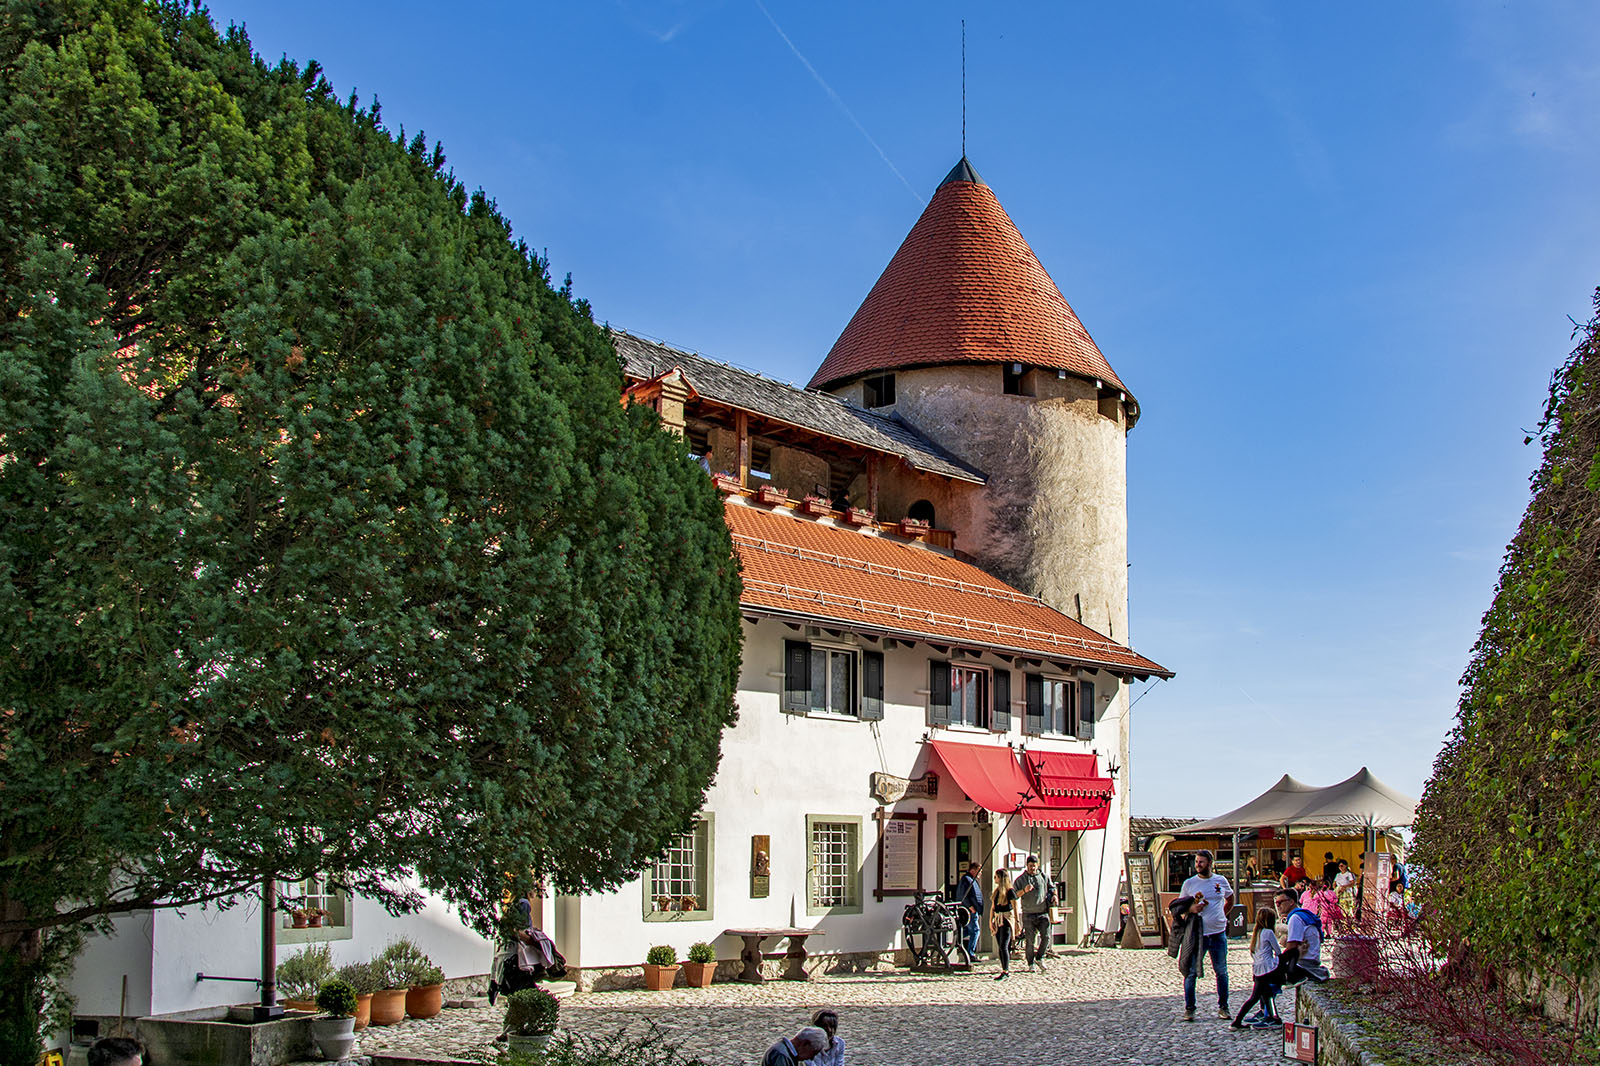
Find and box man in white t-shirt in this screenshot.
[1177,848,1234,1021]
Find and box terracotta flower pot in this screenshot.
[291,915,307,929]
[368,987,408,1026]
[307,915,322,928]
[281,998,316,1013]
[405,982,444,1019]
[642,963,680,991]
[353,992,373,1031]
[683,961,715,988]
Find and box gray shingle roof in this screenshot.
[612,330,986,484]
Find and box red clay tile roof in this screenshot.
[727,501,1170,679]
[809,160,1132,401]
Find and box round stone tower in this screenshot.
[809,157,1139,645]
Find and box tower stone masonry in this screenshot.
[810,157,1136,645]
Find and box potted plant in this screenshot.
[802,495,831,516]
[276,943,334,1012]
[711,472,740,493]
[756,484,788,506]
[503,987,560,1054]
[381,937,447,1020]
[683,942,716,988]
[310,978,359,1061]
[368,946,409,1027]
[642,945,679,991]
[306,906,327,929]
[335,960,380,1031]
[899,516,930,536]
[844,506,875,526]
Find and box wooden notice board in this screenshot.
[874,808,925,901]
[1124,851,1163,947]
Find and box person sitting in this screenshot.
[1268,887,1329,986]
[810,1009,845,1066]
[763,1027,830,1065]
[488,893,566,1004]
[88,1038,144,1066]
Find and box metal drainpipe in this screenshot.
[255,877,284,1022]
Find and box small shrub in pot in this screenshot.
[310,979,359,1060]
[643,945,680,991]
[683,942,716,988]
[504,987,560,1054]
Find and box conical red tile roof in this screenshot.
[809,159,1130,400]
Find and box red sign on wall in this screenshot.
[1282,1021,1316,1062]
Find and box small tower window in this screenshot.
[1002,362,1035,396]
[863,374,896,408]
[907,499,936,526]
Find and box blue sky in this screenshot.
[209,1,1600,818]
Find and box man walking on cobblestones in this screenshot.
[1013,855,1054,973]
[1178,848,1233,1021]
[955,861,984,962]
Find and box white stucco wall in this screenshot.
[568,616,1127,969]
[66,884,494,1018]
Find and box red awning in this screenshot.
[1019,749,1114,831]
[929,740,1036,814]
[1023,750,1116,800]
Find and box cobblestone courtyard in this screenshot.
[355,947,1287,1065]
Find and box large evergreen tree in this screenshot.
[0,0,742,1054]
[1412,290,1600,1003]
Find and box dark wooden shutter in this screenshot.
[928,660,951,727]
[1077,679,1097,740]
[783,640,811,714]
[1024,674,1044,735]
[861,651,885,720]
[991,668,1011,732]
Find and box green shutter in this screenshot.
[991,668,1011,732]
[1024,673,1044,734]
[783,640,811,714]
[928,660,951,727]
[1077,679,1096,740]
[861,651,885,720]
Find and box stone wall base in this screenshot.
[1295,982,1385,1066]
[568,950,910,992]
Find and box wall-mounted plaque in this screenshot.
[873,808,926,900]
[1124,851,1163,947]
[751,835,770,898]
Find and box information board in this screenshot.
[1283,1021,1317,1062]
[1124,851,1163,945]
[874,808,925,900]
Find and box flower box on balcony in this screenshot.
[711,473,741,494]
[844,507,875,526]
[898,517,930,537]
[802,496,832,516]
[757,485,789,506]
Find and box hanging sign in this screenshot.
[870,771,939,804]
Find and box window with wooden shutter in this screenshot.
[784,640,811,714]
[991,668,1011,732]
[1077,679,1097,740]
[861,651,885,720]
[928,660,951,727]
[1024,674,1044,735]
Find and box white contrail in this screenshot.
[753,0,924,205]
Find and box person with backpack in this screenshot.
[1013,855,1056,973]
[1269,887,1330,986]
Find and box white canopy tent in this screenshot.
[1178,767,1418,834]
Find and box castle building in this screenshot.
[555,157,1169,985]
[62,158,1168,1026]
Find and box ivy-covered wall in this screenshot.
[1411,289,1600,1015]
